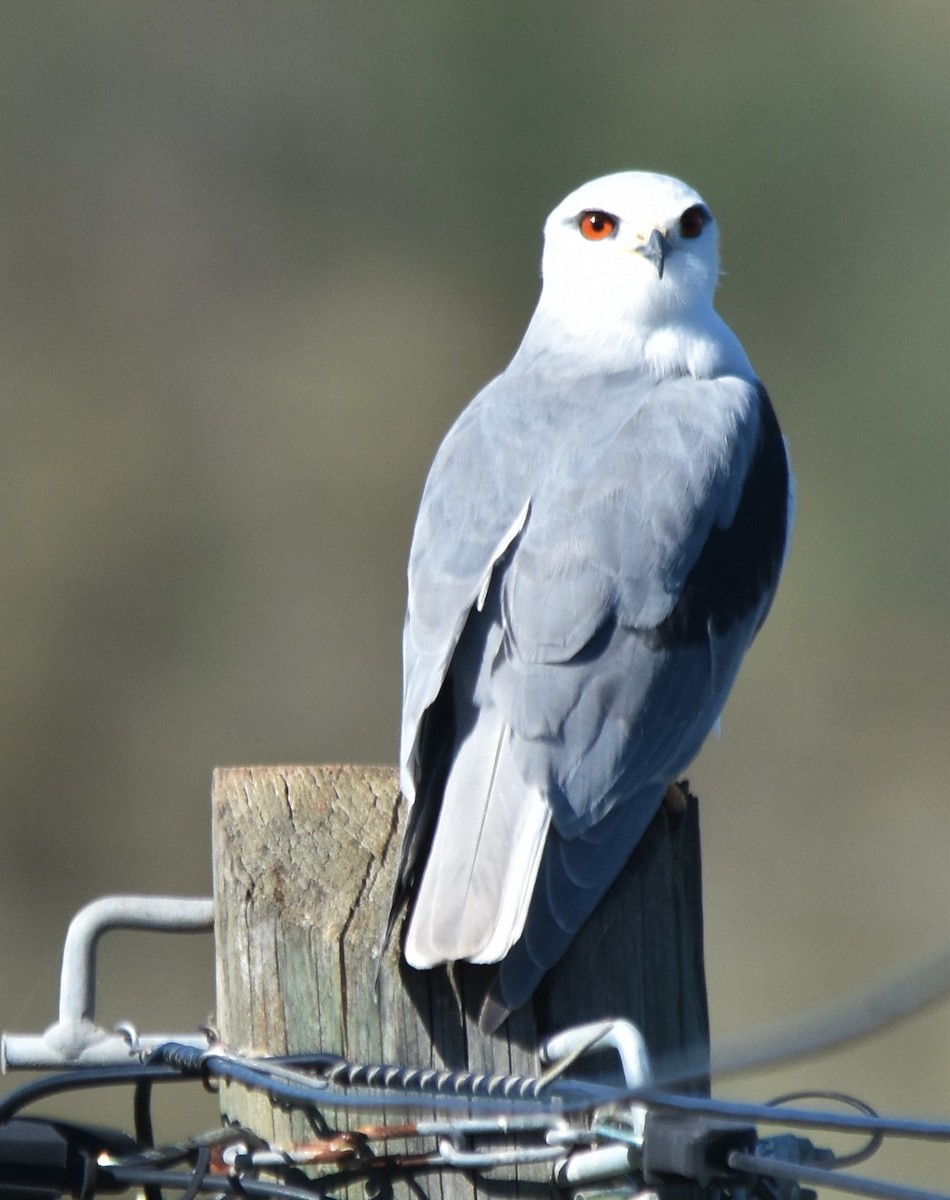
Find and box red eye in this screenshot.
[578,210,618,241]
[679,204,709,239]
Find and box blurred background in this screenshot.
[1,1,948,1188]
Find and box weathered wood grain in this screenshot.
[212,764,708,1197]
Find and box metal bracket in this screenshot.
[541,1019,653,1190]
[1,894,214,1070]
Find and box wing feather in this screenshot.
[403,617,551,966]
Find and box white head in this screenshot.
[520,171,747,379]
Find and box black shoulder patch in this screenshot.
[654,384,789,646]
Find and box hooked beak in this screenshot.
[635,228,672,279]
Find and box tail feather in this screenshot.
[404,709,550,968]
[480,784,665,1027]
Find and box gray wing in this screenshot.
[490,374,788,836]
[394,368,790,1016]
[399,379,534,805]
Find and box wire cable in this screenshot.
[711,947,950,1081]
[133,1081,165,1200]
[147,1043,575,1116]
[5,1035,950,1199]
[766,1089,884,1169]
[729,1148,950,1200]
[0,1063,189,1124]
[177,1144,212,1200]
[102,1165,329,1200]
[638,1088,950,1142]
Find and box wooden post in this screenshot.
[212,764,709,1194]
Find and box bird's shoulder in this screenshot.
[406,372,536,632]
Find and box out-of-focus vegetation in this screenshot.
[1,2,948,1187]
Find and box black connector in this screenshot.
[0,1118,137,1199]
[642,1110,758,1188]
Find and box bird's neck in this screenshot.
[513,303,753,383]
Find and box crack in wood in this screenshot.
[212,764,709,1196]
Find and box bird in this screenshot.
[388,170,793,1034]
